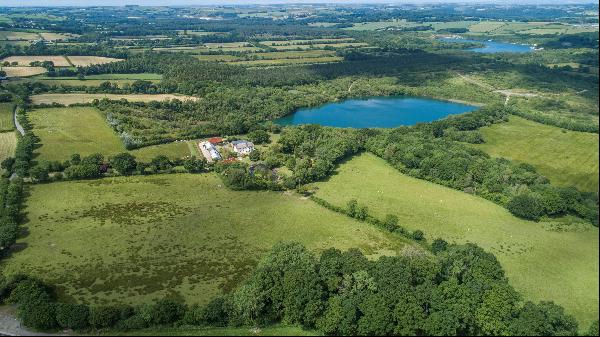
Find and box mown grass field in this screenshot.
[30,93,197,105]
[1,66,47,77]
[0,132,17,166]
[0,103,14,132]
[311,153,599,327]
[0,174,412,306]
[29,107,195,162]
[475,116,599,192]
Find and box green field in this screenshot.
[0,173,412,306]
[0,131,17,166]
[475,116,599,192]
[312,153,599,327]
[0,103,14,132]
[29,107,194,162]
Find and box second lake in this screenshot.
[275,96,479,128]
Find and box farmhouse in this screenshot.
[199,141,222,162]
[231,140,254,155]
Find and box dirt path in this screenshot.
[457,73,541,105]
[12,106,24,136]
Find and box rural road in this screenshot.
[13,106,25,136]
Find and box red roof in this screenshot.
[208,137,224,144]
[222,157,237,164]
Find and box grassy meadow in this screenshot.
[311,153,599,327]
[0,131,17,166]
[475,116,599,192]
[0,173,413,306]
[29,106,195,162]
[0,102,14,132]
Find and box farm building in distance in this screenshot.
[208,137,224,145]
[199,141,221,162]
[231,140,255,155]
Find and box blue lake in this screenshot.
[275,96,478,128]
[439,37,534,53]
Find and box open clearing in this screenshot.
[0,173,412,306]
[30,93,198,105]
[475,116,599,192]
[0,132,17,166]
[312,152,599,327]
[29,106,195,162]
[1,66,47,77]
[0,103,14,132]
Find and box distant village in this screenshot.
[198,137,255,163]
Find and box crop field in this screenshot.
[311,153,599,327]
[0,103,14,132]
[475,116,599,192]
[38,32,76,41]
[1,66,47,77]
[30,93,198,105]
[0,131,17,166]
[0,30,40,41]
[28,106,195,162]
[1,55,71,67]
[65,56,123,67]
[0,173,412,305]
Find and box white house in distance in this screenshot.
[199,141,222,162]
[231,140,255,156]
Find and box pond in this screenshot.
[438,37,534,53]
[275,96,478,128]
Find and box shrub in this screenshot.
[55,303,90,330]
[89,306,120,328]
[506,193,545,221]
[412,230,425,241]
[431,238,448,254]
[150,298,186,325]
[19,300,58,330]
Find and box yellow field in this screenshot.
[1,55,70,67]
[0,132,17,166]
[30,93,199,105]
[66,56,123,67]
[1,66,47,77]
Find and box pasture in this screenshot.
[0,132,17,166]
[30,93,198,105]
[0,30,40,41]
[28,107,195,162]
[0,103,14,132]
[1,66,47,77]
[475,116,599,192]
[0,173,413,306]
[311,153,599,327]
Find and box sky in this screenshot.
[1,0,596,6]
